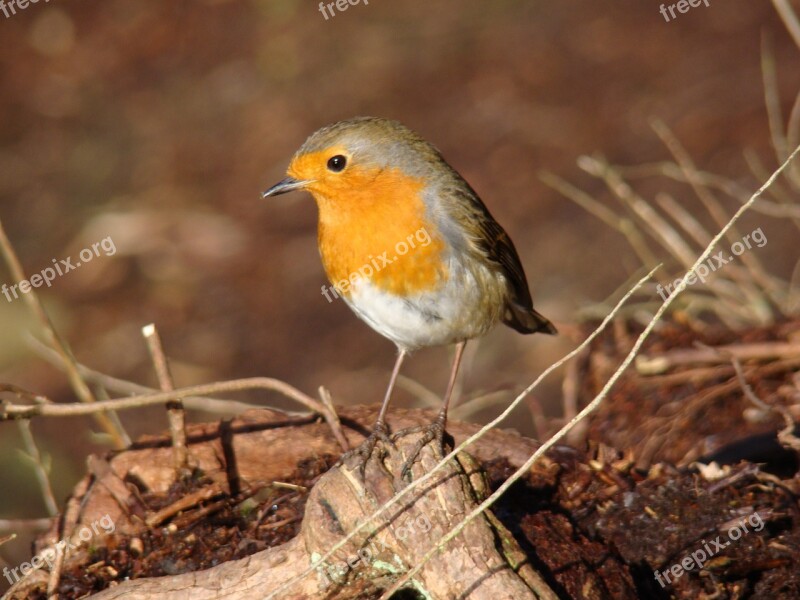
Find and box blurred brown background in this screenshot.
[0,0,798,578]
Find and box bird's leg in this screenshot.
[395,341,467,478]
[338,349,407,476]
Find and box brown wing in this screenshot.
[442,182,556,335]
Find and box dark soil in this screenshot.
[20,446,800,600]
[25,455,337,599]
[582,318,800,472]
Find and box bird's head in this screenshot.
[262,117,444,212]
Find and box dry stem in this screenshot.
[0,220,127,448]
[142,323,188,472]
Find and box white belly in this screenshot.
[342,259,505,350]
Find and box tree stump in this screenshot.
[4,407,559,599]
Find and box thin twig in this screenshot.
[654,192,783,315]
[0,377,350,452]
[761,33,790,165]
[145,483,224,528]
[259,515,302,531]
[0,384,50,404]
[27,335,280,416]
[730,357,773,412]
[651,120,780,313]
[579,155,769,322]
[142,323,188,472]
[16,421,58,516]
[655,192,713,248]
[450,389,511,421]
[563,346,590,445]
[581,156,767,317]
[541,170,663,277]
[788,92,800,187]
[636,340,800,375]
[580,156,698,268]
[396,375,441,408]
[731,357,800,453]
[637,364,736,388]
[142,324,175,391]
[772,0,800,49]
[0,220,127,448]
[618,161,800,219]
[271,481,308,492]
[93,385,132,447]
[0,379,317,416]
[743,149,800,222]
[525,395,551,441]
[317,386,348,451]
[46,486,86,599]
[45,543,65,600]
[0,518,52,532]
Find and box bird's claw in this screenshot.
[392,420,449,479]
[337,421,395,477]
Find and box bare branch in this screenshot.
[636,340,800,375]
[16,422,58,516]
[142,323,188,472]
[26,335,278,416]
[0,220,127,448]
[731,356,800,453]
[772,0,800,51]
[0,377,350,452]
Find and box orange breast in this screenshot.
[311,166,448,297]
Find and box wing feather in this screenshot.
[439,181,556,335]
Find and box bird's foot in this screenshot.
[337,420,395,477]
[392,418,452,479]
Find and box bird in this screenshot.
[262,117,556,475]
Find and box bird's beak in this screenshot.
[261,177,311,198]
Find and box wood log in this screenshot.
[5,407,559,600]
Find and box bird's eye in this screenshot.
[327,155,347,172]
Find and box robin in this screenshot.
[263,117,556,474]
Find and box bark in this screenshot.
[90,434,555,599]
[6,407,559,600]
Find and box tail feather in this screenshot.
[504,302,557,335]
